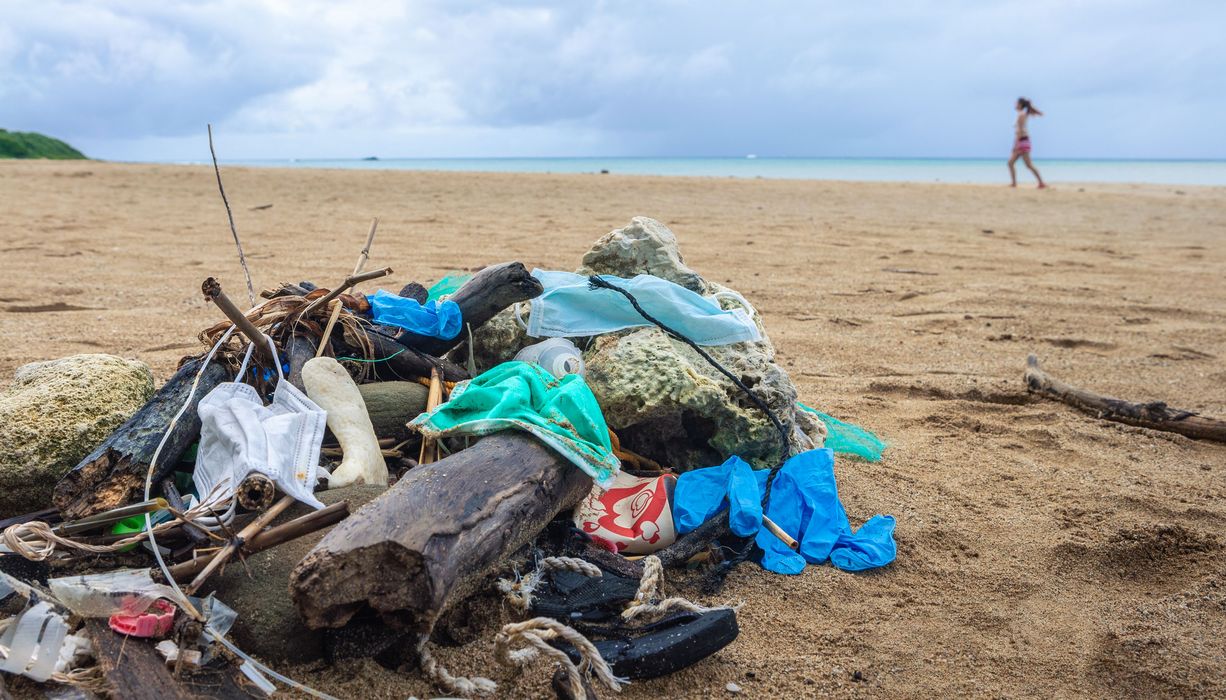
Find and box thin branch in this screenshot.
[301,266,393,317]
[208,124,256,306]
[352,218,379,279]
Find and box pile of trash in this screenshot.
[0,215,894,699]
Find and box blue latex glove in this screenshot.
[673,456,762,537]
[673,449,897,575]
[368,290,463,339]
[830,515,897,572]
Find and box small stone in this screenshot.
[726,681,742,693]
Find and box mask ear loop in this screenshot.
[235,342,257,383]
[712,290,756,318]
[262,335,286,383]
[513,301,530,332]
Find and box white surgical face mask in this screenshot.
[525,270,762,346]
[195,338,327,510]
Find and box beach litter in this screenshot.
[0,160,902,698]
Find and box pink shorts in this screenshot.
[1013,137,1032,154]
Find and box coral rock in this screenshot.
[0,354,154,514]
[579,216,709,293]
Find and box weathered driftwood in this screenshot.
[1025,354,1226,442]
[357,380,428,441]
[289,433,592,632]
[390,262,543,356]
[85,620,251,699]
[53,356,229,519]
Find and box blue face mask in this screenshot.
[525,270,761,346]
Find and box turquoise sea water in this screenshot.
[216,157,1226,186]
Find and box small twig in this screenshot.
[186,496,294,595]
[161,479,211,548]
[301,267,393,318]
[166,501,350,581]
[352,218,379,280]
[315,217,380,360]
[208,124,255,307]
[316,300,343,359]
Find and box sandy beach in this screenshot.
[2,160,1224,698]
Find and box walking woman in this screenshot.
[1009,97,1046,188]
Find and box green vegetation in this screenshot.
[0,129,87,159]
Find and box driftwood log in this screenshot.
[289,433,592,632]
[53,356,229,519]
[1025,354,1226,442]
[390,262,543,356]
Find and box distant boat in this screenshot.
[362,156,379,161]
[746,154,757,159]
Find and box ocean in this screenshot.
[215,157,1226,186]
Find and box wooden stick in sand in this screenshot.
[184,495,294,595]
[1025,354,1226,443]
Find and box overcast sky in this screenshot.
[2,1,1223,161]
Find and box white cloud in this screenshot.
[1,0,1223,159]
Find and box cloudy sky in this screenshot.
[2,1,1223,161]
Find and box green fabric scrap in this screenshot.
[798,402,886,462]
[427,273,472,300]
[409,361,619,487]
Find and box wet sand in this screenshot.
[1,161,1224,698]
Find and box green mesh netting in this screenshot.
[798,402,886,462]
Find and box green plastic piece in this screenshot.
[110,516,146,553]
[798,402,886,462]
[110,509,175,552]
[427,273,472,300]
[409,361,619,487]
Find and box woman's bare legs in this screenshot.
[1021,152,1046,188]
[1008,151,1020,186]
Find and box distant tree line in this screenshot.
[0,129,86,159]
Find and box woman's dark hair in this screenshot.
[1017,97,1042,116]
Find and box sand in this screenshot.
[1,160,1224,698]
